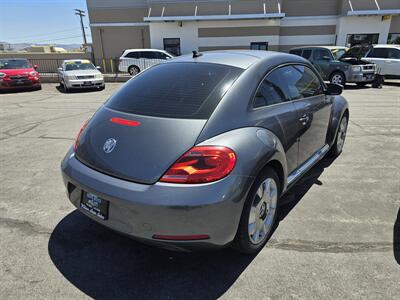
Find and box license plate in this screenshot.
[81,192,109,220]
[83,81,93,86]
[16,80,24,85]
[365,74,373,80]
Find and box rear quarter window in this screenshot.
[106,62,243,119]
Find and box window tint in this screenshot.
[367,48,389,58]
[254,79,286,108]
[302,49,312,59]
[289,49,302,56]
[156,52,169,59]
[125,52,140,59]
[106,63,243,119]
[261,65,322,102]
[313,49,331,60]
[142,52,158,59]
[388,48,400,59]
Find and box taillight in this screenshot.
[74,119,89,150]
[160,146,236,184]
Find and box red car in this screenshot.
[0,58,41,91]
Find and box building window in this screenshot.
[163,38,181,56]
[388,33,400,44]
[250,42,268,51]
[346,34,379,47]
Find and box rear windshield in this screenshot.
[106,62,243,119]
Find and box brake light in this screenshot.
[110,117,141,127]
[160,146,236,184]
[74,119,89,150]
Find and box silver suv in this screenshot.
[290,46,376,86]
[118,49,173,75]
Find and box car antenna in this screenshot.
[192,50,203,58]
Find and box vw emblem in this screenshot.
[103,138,117,153]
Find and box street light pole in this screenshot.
[74,9,87,45]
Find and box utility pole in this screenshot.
[74,9,87,45]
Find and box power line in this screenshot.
[8,28,86,40]
[21,34,92,44]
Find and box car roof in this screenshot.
[169,50,299,69]
[290,46,347,50]
[123,48,168,53]
[373,44,400,49]
[62,59,92,63]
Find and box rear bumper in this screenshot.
[61,148,248,251]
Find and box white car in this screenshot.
[363,44,400,78]
[118,49,173,75]
[58,59,105,93]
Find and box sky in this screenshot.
[0,0,92,45]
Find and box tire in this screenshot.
[61,82,69,93]
[327,114,348,158]
[233,168,280,254]
[330,71,346,86]
[128,65,140,76]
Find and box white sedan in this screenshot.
[58,60,104,92]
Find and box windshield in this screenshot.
[106,62,243,119]
[65,61,96,71]
[331,48,347,60]
[340,44,371,60]
[0,59,31,69]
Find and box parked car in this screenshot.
[0,58,41,91]
[58,59,104,93]
[362,44,400,78]
[62,50,349,253]
[118,49,173,75]
[289,46,376,86]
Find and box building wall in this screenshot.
[336,15,392,46]
[86,0,400,58]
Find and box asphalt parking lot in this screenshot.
[0,82,399,299]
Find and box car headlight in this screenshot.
[352,66,362,72]
[68,75,77,80]
[29,71,37,76]
[0,72,5,78]
[95,74,103,79]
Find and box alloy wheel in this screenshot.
[336,116,348,153]
[248,178,278,245]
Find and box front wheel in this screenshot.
[128,65,140,76]
[234,168,280,254]
[330,72,346,86]
[328,115,348,157]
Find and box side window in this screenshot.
[141,52,157,59]
[313,49,331,60]
[125,52,140,59]
[289,65,323,99]
[290,49,302,56]
[388,48,400,59]
[154,52,169,60]
[253,68,290,108]
[302,49,312,59]
[367,48,389,58]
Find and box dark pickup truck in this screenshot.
[290,46,376,86]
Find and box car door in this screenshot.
[252,66,301,174]
[311,48,332,80]
[364,47,389,75]
[287,65,332,166]
[386,48,400,76]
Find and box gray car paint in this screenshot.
[61,50,349,250]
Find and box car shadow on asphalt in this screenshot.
[48,157,336,299]
[55,85,103,94]
[394,208,400,265]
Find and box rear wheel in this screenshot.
[330,71,346,86]
[234,168,280,254]
[328,115,348,157]
[128,65,140,76]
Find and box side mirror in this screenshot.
[325,83,343,95]
[57,67,62,72]
[96,66,101,70]
[34,64,38,70]
[322,56,331,61]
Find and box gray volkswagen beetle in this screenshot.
[61,50,349,253]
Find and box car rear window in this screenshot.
[106,62,243,119]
